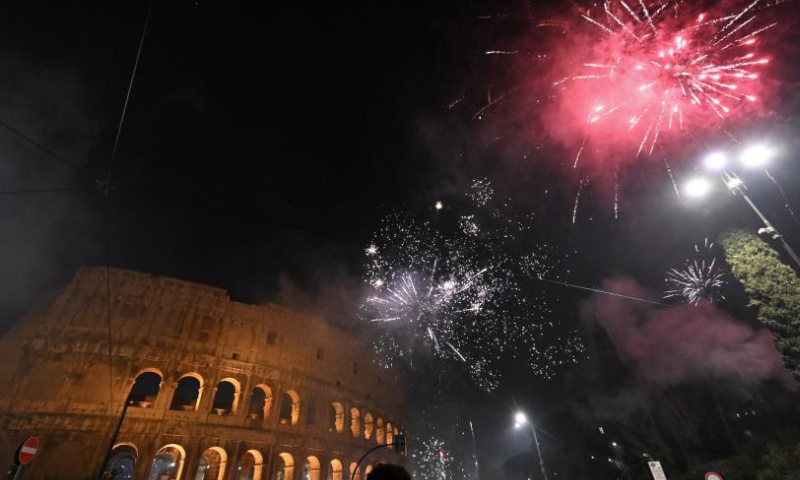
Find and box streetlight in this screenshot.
[704,151,728,170]
[740,145,772,167]
[684,177,712,198]
[722,172,800,268]
[695,144,800,270]
[514,412,549,480]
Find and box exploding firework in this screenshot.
[664,239,727,304]
[467,0,785,220]
[411,437,466,480]
[362,180,585,390]
[556,0,774,157]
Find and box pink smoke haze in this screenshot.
[582,277,794,387]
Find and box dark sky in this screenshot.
[1,0,800,474]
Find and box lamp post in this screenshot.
[696,145,800,270]
[721,173,800,269]
[514,412,548,480]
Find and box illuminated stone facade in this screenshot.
[0,267,405,480]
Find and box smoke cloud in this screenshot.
[581,277,794,388]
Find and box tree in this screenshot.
[719,229,800,381]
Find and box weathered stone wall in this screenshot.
[0,267,406,480]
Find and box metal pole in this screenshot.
[740,192,800,269]
[351,443,393,480]
[10,465,23,480]
[96,392,132,480]
[529,425,548,480]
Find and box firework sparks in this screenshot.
[412,437,465,480]
[561,0,772,152]
[362,180,585,390]
[664,239,727,305]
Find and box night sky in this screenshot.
[1,0,800,476]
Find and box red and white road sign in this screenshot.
[705,473,723,480]
[17,437,39,465]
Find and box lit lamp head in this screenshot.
[740,145,772,167]
[514,412,528,427]
[703,152,727,170]
[684,177,712,198]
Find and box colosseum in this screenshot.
[0,267,406,480]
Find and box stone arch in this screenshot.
[103,443,138,479]
[129,369,162,408]
[349,462,360,480]
[237,449,265,480]
[329,402,345,433]
[386,422,394,445]
[279,390,300,425]
[149,444,186,480]
[327,459,343,480]
[375,418,385,444]
[211,377,240,415]
[363,413,374,440]
[273,452,295,480]
[196,446,228,480]
[170,373,204,411]
[248,384,273,420]
[302,455,321,480]
[349,407,361,438]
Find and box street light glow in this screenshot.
[740,145,772,167]
[684,177,711,198]
[514,412,528,425]
[703,152,727,170]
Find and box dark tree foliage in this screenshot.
[719,229,800,382]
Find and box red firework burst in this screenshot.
[519,0,785,221]
[553,0,774,161]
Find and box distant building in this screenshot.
[0,267,406,480]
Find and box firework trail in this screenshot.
[664,239,727,305]
[763,169,800,227]
[362,180,585,390]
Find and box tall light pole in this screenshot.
[722,173,800,268]
[514,412,548,480]
[698,146,800,270]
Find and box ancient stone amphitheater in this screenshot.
[0,267,406,480]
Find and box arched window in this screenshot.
[386,422,394,445]
[211,378,240,415]
[302,456,321,480]
[363,413,374,440]
[279,390,300,425]
[237,450,264,480]
[170,374,203,411]
[102,443,137,480]
[327,459,342,480]
[273,453,294,480]
[349,408,361,438]
[349,463,360,480]
[149,444,186,480]
[195,447,227,480]
[129,370,162,408]
[329,402,345,433]
[248,385,273,420]
[364,466,374,480]
[375,418,385,445]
